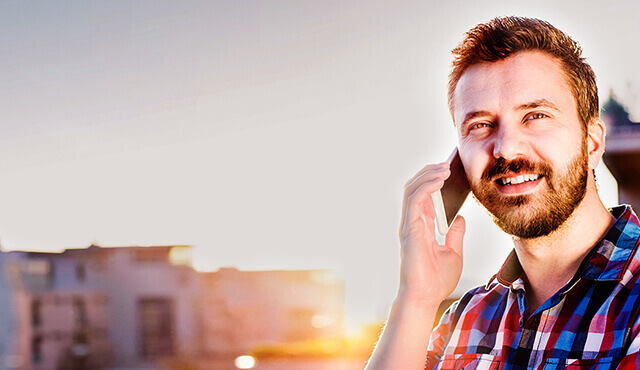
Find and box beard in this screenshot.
[470,144,589,239]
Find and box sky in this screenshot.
[0,0,637,327]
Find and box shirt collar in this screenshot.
[487,205,640,288]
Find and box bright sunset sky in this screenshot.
[0,0,637,326]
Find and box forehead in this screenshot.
[452,51,576,123]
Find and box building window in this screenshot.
[73,297,87,326]
[76,262,86,283]
[31,299,42,327]
[138,297,175,358]
[32,335,42,364]
[24,259,54,289]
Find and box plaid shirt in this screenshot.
[426,205,640,369]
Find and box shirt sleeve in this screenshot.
[425,300,460,369]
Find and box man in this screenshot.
[366,16,640,369]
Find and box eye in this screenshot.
[469,122,492,130]
[526,112,548,121]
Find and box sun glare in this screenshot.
[234,355,257,369]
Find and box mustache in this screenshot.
[481,157,553,181]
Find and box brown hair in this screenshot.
[447,16,598,127]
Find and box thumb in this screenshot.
[445,215,466,256]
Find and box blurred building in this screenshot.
[0,244,199,369]
[200,268,346,356]
[602,95,640,211]
[24,290,111,370]
[0,245,347,369]
[68,245,200,365]
[0,251,112,370]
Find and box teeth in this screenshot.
[500,174,540,185]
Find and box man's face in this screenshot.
[453,51,590,238]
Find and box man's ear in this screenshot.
[587,118,606,170]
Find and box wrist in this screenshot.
[394,290,443,313]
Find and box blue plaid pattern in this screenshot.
[426,205,640,369]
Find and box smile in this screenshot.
[498,174,541,186]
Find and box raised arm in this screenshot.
[365,162,466,370]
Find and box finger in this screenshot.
[400,163,450,233]
[402,176,446,228]
[403,162,449,189]
[404,166,450,198]
[401,163,449,217]
[444,215,466,257]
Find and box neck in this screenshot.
[512,179,616,312]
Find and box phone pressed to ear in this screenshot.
[430,148,471,236]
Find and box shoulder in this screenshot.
[428,282,511,356]
[440,282,510,326]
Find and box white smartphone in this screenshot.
[430,148,471,235]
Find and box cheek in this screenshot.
[458,142,489,181]
[532,133,583,169]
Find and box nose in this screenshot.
[492,123,526,160]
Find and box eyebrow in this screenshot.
[516,99,559,111]
[459,99,560,128]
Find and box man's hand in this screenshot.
[365,162,467,370]
[398,161,466,305]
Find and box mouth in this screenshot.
[494,173,543,194]
[497,174,541,186]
